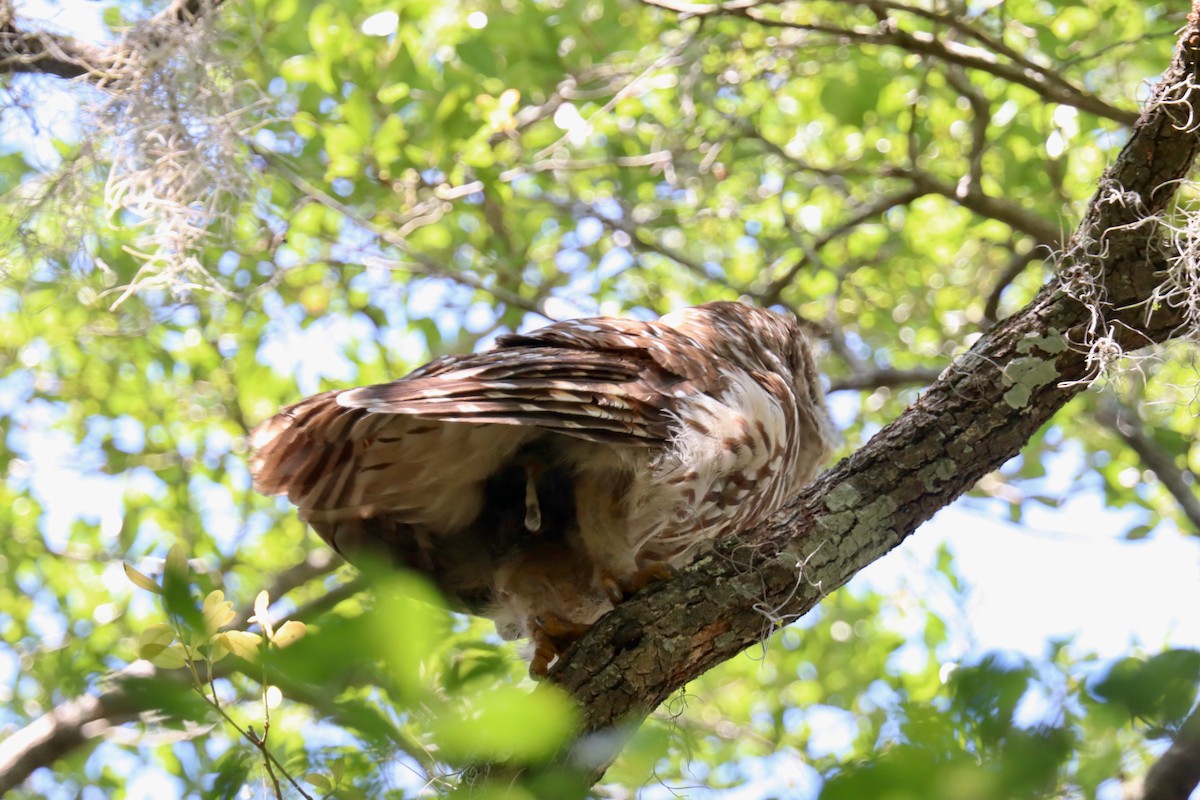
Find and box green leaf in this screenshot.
[144,642,189,670]
[432,684,577,763]
[210,749,253,800]
[457,38,498,75]
[165,544,189,578]
[202,590,235,635]
[305,773,332,792]
[124,562,162,595]
[1124,523,1153,540]
[280,55,321,84]
[270,619,306,647]
[213,630,263,661]
[137,623,176,657]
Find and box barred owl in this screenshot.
[250,301,837,674]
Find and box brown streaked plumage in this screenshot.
[249,301,838,674]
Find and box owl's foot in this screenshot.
[529,611,592,677]
[600,560,679,604]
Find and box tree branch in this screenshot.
[761,187,927,305]
[0,573,365,793]
[0,0,224,83]
[1095,398,1200,532]
[828,366,944,392]
[643,0,1139,125]
[541,7,1200,784]
[940,63,991,196]
[1136,703,1200,800]
[740,120,1063,250]
[0,679,144,795]
[983,244,1044,325]
[895,167,1065,248]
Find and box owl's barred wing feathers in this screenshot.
[250,314,726,523]
[339,348,680,443]
[341,315,728,438]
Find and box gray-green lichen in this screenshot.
[854,495,898,530]
[824,482,861,512]
[814,510,855,538]
[1017,328,1069,356]
[1002,356,1061,409]
[926,458,958,489]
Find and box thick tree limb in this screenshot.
[1136,704,1200,800]
[544,6,1200,784]
[0,685,143,795]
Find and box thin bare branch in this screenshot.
[534,32,697,160]
[898,167,1065,247]
[983,244,1044,324]
[829,366,944,392]
[941,64,991,195]
[1095,398,1200,532]
[761,187,926,305]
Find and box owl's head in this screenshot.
[661,301,839,455]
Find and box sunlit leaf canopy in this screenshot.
[1,0,1198,796]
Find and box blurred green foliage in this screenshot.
[1,0,1197,796]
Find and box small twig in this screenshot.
[761,187,926,305]
[534,33,697,160]
[940,64,991,195]
[203,687,305,800]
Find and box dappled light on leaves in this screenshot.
[432,685,578,764]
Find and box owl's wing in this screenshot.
[336,315,725,444]
[249,316,723,524]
